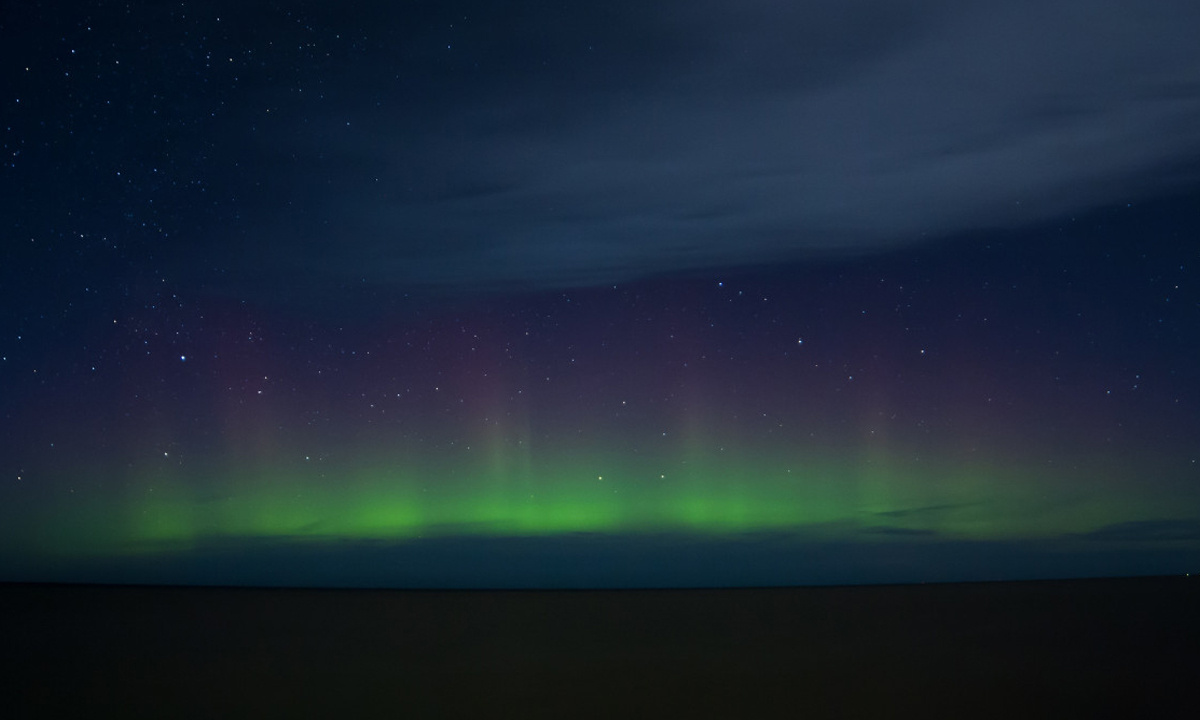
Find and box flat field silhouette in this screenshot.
[4,576,1197,718]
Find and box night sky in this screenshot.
[2,1,1199,588]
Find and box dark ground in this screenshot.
[3,576,1197,718]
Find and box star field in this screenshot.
[2,1,1199,586]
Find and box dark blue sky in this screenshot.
[7,1,1200,297]
[2,1,1198,587]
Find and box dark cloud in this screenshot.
[860,526,939,537]
[1076,519,1200,544]
[198,0,1200,295]
[874,504,968,519]
[11,531,1195,588]
[13,1,1196,296]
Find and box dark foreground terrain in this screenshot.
[3,576,1197,718]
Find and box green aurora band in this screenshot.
[12,444,1190,559]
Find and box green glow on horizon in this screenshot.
[13,445,1192,560]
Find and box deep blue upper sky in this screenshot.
[6,0,1200,299]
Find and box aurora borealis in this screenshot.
[4,231,1198,586]
[3,1,1200,587]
